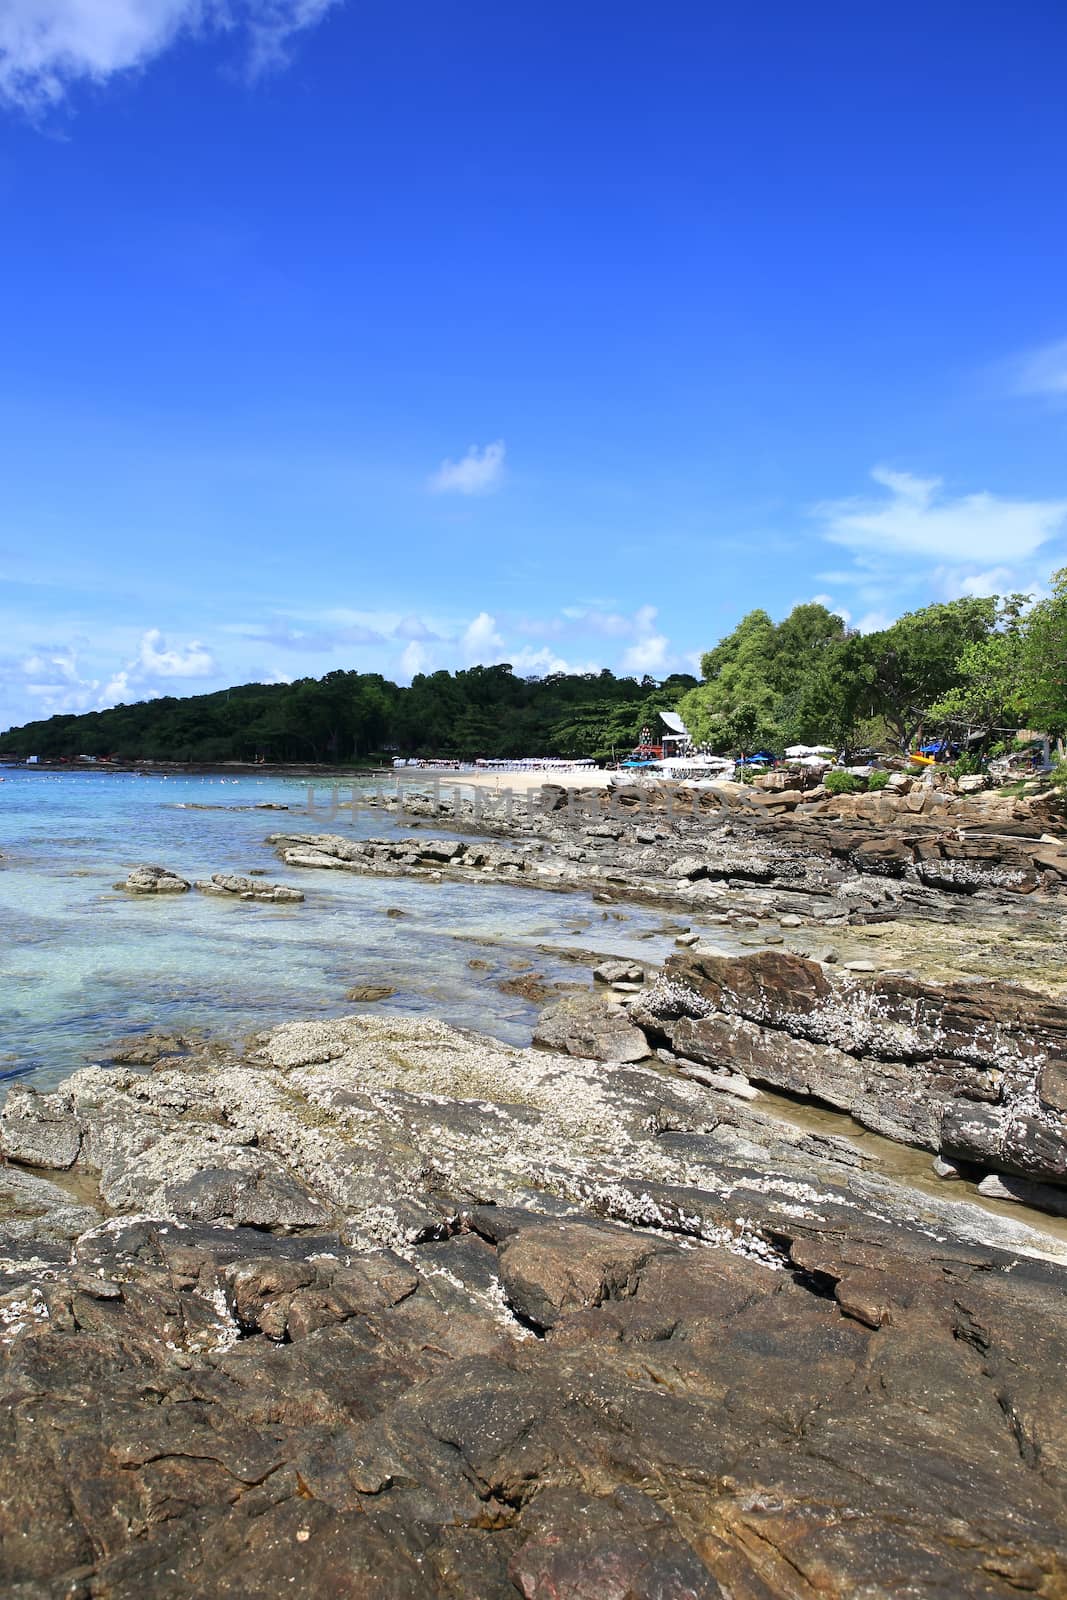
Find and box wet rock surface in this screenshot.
[2,1012,1067,1595]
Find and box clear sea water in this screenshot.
[0,768,689,1092]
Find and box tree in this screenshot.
[1021,568,1067,734]
[841,598,998,750]
[927,598,1029,746]
[679,603,846,752]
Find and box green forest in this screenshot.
[678,568,1067,756]
[0,665,700,765]
[3,568,1064,765]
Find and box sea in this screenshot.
[1,767,685,1093]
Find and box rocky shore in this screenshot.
[3,1003,1067,1597]
[1,775,1065,1595]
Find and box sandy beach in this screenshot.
[400,766,614,794]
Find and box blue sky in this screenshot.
[2,1,1066,728]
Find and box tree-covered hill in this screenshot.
[0,665,699,765]
[6,571,1063,767]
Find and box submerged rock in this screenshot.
[96,1031,197,1066]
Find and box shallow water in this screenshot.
[750,1081,1067,1253]
[1,769,706,1089]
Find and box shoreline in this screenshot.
[0,759,616,791]
[2,759,1067,1595]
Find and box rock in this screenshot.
[642,950,1067,1188]
[592,960,644,984]
[117,864,190,894]
[414,838,466,863]
[932,1156,964,1179]
[498,972,554,1002]
[674,932,700,946]
[1040,1057,1067,1113]
[533,994,651,1062]
[196,874,304,902]
[497,1218,671,1329]
[0,1087,81,1168]
[164,1164,329,1228]
[674,1063,761,1100]
[344,984,397,1002]
[977,1172,1067,1217]
[844,959,877,972]
[1,1013,1067,1595]
[0,1165,100,1247]
[97,1032,194,1065]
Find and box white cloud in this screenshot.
[100,669,130,701]
[854,610,893,635]
[460,611,504,663]
[507,646,598,677]
[0,0,338,114]
[398,640,429,680]
[5,626,220,722]
[936,564,1050,606]
[622,633,669,675]
[137,628,215,678]
[243,0,337,75]
[817,466,1067,565]
[429,441,505,496]
[1014,337,1067,398]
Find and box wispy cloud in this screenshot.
[0,0,339,114]
[817,466,1067,566]
[1014,337,1067,399]
[428,441,506,496]
[393,614,439,642]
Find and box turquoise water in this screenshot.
[1,769,685,1091]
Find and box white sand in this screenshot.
[393,767,613,794]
